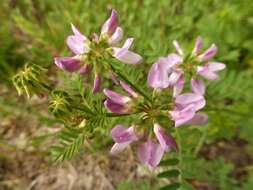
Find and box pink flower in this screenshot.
[197,62,226,80]
[147,55,182,89]
[110,124,139,154]
[54,57,82,72]
[66,24,90,55]
[103,81,138,114]
[101,9,118,37]
[137,139,164,170]
[112,38,143,64]
[190,78,205,95]
[147,37,225,96]
[170,78,209,127]
[54,9,142,93]
[153,124,178,152]
[110,123,177,170]
[54,24,90,73]
[173,37,225,80]
[92,74,102,94]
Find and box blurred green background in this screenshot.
[0,0,253,190]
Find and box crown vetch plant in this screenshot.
[12,8,226,188]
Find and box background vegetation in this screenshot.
[0,0,253,189]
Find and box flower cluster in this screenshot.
[52,9,226,169]
[54,9,142,93]
[110,123,178,170]
[148,37,225,127]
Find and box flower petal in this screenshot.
[108,27,123,45]
[167,53,183,66]
[147,57,173,89]
[191,78,205,95]
[170,105,196,127]
[113,48,142,64]
[186,113,209,126]
[110,142,130,154]
[54,56,81,72]
[207,62,226,71]
[168,70,183,86]
[173,75,184,97]
[119,81,138,98]
[198,44,217,61]
[92,74,101,94]
[192,36,202,55]
[197,66,220,80]
[103,88,131,104]
[175,93,205,110]
[154,124,178,151]
[110,125,138,143]
[71,23,87,40]
[173,40,183,55]
[137,140,164,170]
[79,64,92,75]
[101,9,118,36]
[66,35,89,55]
[111,73,120,85]
[104,99,126,114]
[122,38,134,49]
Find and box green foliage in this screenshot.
[12,64,50,98]
[1,0,253,190]
[117,180,154,190]
[51,124,86,162]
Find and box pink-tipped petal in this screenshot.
[198,44,217,61]
[113,48,142,64]
[147,57,175,89]
[175,93,206,111]
[208,62,226,71]
[197,65,220,80]
[119,81,138,98]
[167,53,183,66]
[191,78,205,95]
[192,36,203,55]
[173,40,183,55]
[110,125,138,143]
[186,113,209,126]
[92,74,101,94]
[154,124,178,151]
[168,70,183,86]
[110,142,130,154]
[170,105,196,127]
[111,73,120,84]
[66,35,89,55]
[108,27,123,45]
[173,75,184,97]
[101,9,118,36]
[104,99,126,114]
[71,24,87,40]
[54,57,81,72]
[137,140,164,170]
[103,88,131,104]
[122,38,134,49]
[79,64,92,75]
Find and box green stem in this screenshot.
[108,61,152,102]
[105,112,140,117]
[194,127,208,156]
[175,128,183,183]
